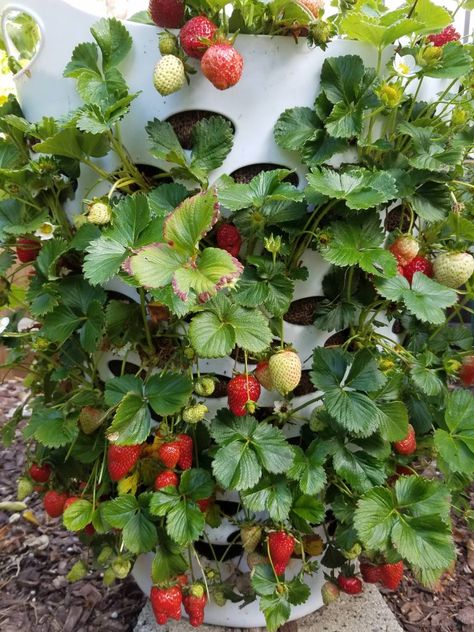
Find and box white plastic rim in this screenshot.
[132,542,327,628]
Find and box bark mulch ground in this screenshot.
[1,378,473,632]
[0,378,146,632]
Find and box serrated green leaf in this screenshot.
[64,42,100,78]
[333,444,387,492]
[354,487,396,549]
[325,389,381,436]
[394,477,451,522]
[107,393,151,445]
[145,372,193,416]
[410,362,444,397]
[83,238,127,285]
[213,441,262,491]
[191,116,234,174]
[101,495,138,527]
[434,390,474,475]
[42,305,83,344]
[287,444,327,495]
[146,119,187,165]
[378,401,409,442]
[274,107,320,150]
[251,423,294,474]
[164,189,218,254]
[128,243,187,289]
[189,311,235,357]
[152,537,188,583]
[122,511,158,553]
[291,494,325,525]
[104,375,143,406]
[403,274,458,324]
[166,499,205,546]
[63,499,94,531]
[391,515,455,569]
[79,300,104,352]
[346,350,387,391]
[242,476,293,522]
[251,564,278,596]
[310,347,349,390]
[307,167,398,210]
[321,217,397,277]
[90,18,132,68]
[259,593,291,632]
[25,410,79,448]
[179,468,214,501]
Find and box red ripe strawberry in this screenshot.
[183,589,207,627]
[176,433,193,469]
[16,237,40,263]
[43,490,68,518]
[402,256,433,284]
[396,465,413,476]
[201,43,243,90]
[268,531,295,575]
[337,573,363,595]
[84,523,96,536]
[460,356,474,387]
[150,585,183,625]
[216,223,242,257]
[255,360,273,391]
[63,496,80,511]
[360,561,381,584]
[158,441,181,468]
[180,16,217,59]
[427,25,460,46]
[148,0,184,28]
[155,470,179,490]
[389,235,419,267]
[197,497,210,512]
[393,424,416,456]
[227,374,261,416]
[379,561,404,590]
[29,463,51,483]
[107,444,142,482]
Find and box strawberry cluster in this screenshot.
[360,560,404,590]
[389,235,433,285]
[427,25,460,47]
[149,2,244,95]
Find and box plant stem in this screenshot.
[139,288,154,350]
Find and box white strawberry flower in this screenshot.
[34,222,56,241]
[0,316,9,334]
[393,53,420,77]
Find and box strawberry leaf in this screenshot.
[63,499,94,531]
[163,189,219,254]
[145,372,193,417]
[434,389,474,475]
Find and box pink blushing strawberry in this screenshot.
[201,43,243,90]
[402,256,433,284]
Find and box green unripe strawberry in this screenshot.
[17,477,34,500]
[321,581,340,605]
[268,350,302,396]
[182,403,208,423]
[153,55,185,96]
[433,252,474,288]
[343,542,362,560]
[103,567,116,586]
[159,31,179,56]
[67,560,88,582]
[88,200,112,225]
[112,556,131,579]
[213,588,226,607]
[79,406,103,435]
[97,546,114,565]
[194,376,215,397]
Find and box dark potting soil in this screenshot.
[284,297,322,326]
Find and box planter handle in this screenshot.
[0,0,99,76]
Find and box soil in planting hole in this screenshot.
[108,359,141,377]
[284,296,323,326]
[385,205,411,233]
[324,329,350,347]
[293,370,315,397]
[230,163,299,187]
[206,375,230,398]
[129,163,173,190]
[165,110,235,149]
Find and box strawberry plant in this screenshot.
[0,1,473,630]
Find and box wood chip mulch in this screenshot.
[1,379,473,632]
[0,379,146,632]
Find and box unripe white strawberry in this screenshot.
[194,376,215,397]
[182,403,208,424]
[433,252,474,288]
[268,350,302,396]
[153,55,185,96]
[389,235,419,266]
[88,201,112,225]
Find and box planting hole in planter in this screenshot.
[194,540,243,562]
[230,163,299,186]
[129,163,173,189]
[107,359,142,377]
[165,110,236,150]
[284,297,324,326]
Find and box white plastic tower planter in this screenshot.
[0,0,446,626]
